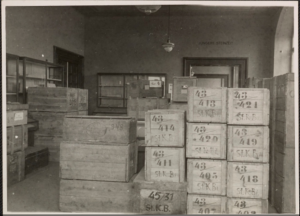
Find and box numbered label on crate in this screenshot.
[189,196,226,214]
[150,80,162,88]
[229,163,266,199]
[140,189,175,213]
[189,124,225,158]
[150,114,178,145]
[150,149,179,182]
[191,160,223,194]
[229,126,267,162]
[228,198,266,214]
[192,89,224,121]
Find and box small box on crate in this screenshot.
[227,198,268,214]
[187,159,227,195]
[133,167,187,214]
[227,126,269,163]
[227,88,270,125]
[60,141,138,182]
[227,162,269,199]
[145,109,185,147]
[187,194,227,214]
[188,87,227,123]
[186,123,226,159]
[145,147,185,183]
[172,76,197,102]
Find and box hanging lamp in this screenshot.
[162,5,175,52]
[136,5,161,15]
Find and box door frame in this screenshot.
[183,57,248,87]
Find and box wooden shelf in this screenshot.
[47,78,62,81]
[6,75,17,78]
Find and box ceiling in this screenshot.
[74,5,282,18]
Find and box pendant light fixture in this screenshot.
[136,5,161,15]
[162,5,175,52]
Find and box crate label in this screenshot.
[190,125,224,158]
[150,149,179,182]
[191,196,224,214]
[140,189,175,213]
[231,127,265,161]
[14,112,24,121]
[150,80,162,88]
[192,161,222,194]
[230,164,264,198]
[150,114,180,145]
[229,199,263,214]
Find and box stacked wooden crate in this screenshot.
[6,102,29,186]
[186,87,228,214]
[27,87,88,161]
[227,88,270,214]
[59,116,138,213]
[137,109,187,214]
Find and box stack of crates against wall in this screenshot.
[186,87,228,214]
[226,88,270,214]
[27,87,88,162]
[140,109,187,214]
[272,73,295,213]
[59,116,139,213]
[6,102,29,186]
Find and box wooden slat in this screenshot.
[7,151,25,186]
[187,194,227,214]
[227,198,268,214]
[172,77,197,102]
[187,159,227,195]
[186,123,226,159]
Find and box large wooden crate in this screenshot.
[145,147,185,183]
[63,116,137,144]
[59,175,137,213]
[7,124,28,154]
[27,87,78,112]
[187,194,227,214]
[227,88,270,125]
[7,151,25,186]
[227,126,269,163]
[77,89,88,111]
[128,80,164,98]
[60,141,138,182]
[172,77,197,102]
[227,198,268,214]
[7,103,28,127]
[133,167,187,214]
[187,159,227,195]
[34,135,62,162]
[127,98,169,120]
[188,87,227,123]
[186,123,226,159]
[145,110,185,147]
[227,162,269,199]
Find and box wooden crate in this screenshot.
[127,98,169,120]
[145,147,185,183]
[227,198,268,214]
[187,159,227,195]
[227,126,269,163]
[59,175,137,213]
[7,151,25,186]
[34,135,62,162]
[63,116,137,144]
[188,87,227,123]
[169,102,189,121]
[7,103,28,127]
[128,80,164,98]
[145,110,185,147]
[77,89,88,111]
[29,111,78,137]
[172,77,197,102]
[187,194,227,214]
[227,88,270,125]
[186,123,226,159]
[7,124,28,154]
[133,167,187,214]
[60,141,138,182]
[25,146,49,175]
[227,162,269,199]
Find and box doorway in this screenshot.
[53,46,84,88]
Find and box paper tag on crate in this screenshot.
[150,80,162,88]
[14,112,24,121]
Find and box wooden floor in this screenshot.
[6,162,279,214]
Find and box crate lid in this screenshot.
[7,102,29,111]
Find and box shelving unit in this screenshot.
[6,53,20,103]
